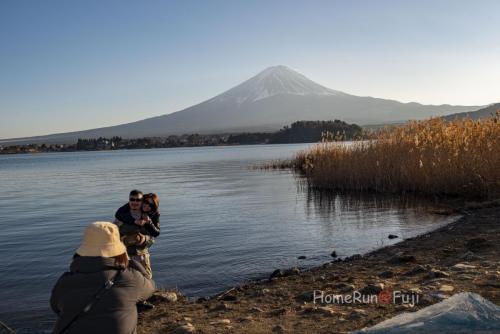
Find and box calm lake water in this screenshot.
[0,144,458,333]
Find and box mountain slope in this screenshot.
[1,65,482,145]
[442,103,500,121]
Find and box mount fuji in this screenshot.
[2,65,480,144]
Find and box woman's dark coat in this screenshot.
[50,256,155,334]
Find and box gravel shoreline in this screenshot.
[138,202,500,334]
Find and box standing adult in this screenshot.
[114,190,159,279]
[50,222,155,334]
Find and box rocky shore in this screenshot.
[138,203,500,334]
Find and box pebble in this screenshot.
[456,273,475,280]
[153,291,178,303]
[164,292,178,303]
[303,306,335,316]
[452,263,477,270]
[314,306,335,316]
[428,292,448,300]
[439,284,455,292]
[270,269,284,279]
[172,323,196,334]
[295,291,315,302]
[378,270,394,278]
[403,265,427,276]
[427,269,450,279]
[360,283,384,295]
[348,308,367,320]
[210,319,231,325]
[272,324,287,333]
[341,284,356,293]
[211,302,230,311]
[222,294,238,301]
[459,251,480,261]
[409,287,423,294]
[283,267,301,276]
[269,307,288,316]
[422,277,452,285]
[250,306,265,313]
[418,294,435,306]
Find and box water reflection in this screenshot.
[300,186,459,256]
[304,188,447,217]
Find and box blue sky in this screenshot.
[1,0,499,138]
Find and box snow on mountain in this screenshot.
[213,65,344,104]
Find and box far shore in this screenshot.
[0,120,362,155]
[137,200,500,334]
[0,141,269,155]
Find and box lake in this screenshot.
[0,144,459,333]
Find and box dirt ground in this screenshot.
[138,202,500,334]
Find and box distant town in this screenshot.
[0,120,363,154]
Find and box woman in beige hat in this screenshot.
[50,222,155,334]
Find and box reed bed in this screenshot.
[293,113,500,199]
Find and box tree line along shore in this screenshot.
[0,120,362,155]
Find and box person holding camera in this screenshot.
[113,190,161,279]
[50,222,155,334]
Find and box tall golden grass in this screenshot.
[294,113,500,199]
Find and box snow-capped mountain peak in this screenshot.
[214,65,344,104]
[1,65,480,145]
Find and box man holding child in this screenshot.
[114,189,161,279]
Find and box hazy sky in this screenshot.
[1,0,499,139]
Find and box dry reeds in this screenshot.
[293,113,500,199]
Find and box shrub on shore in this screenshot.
[292,113,500,199]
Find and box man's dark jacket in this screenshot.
[50,256,155,334]
[115,204,160,237]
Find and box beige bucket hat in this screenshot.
[76,222,127,257]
